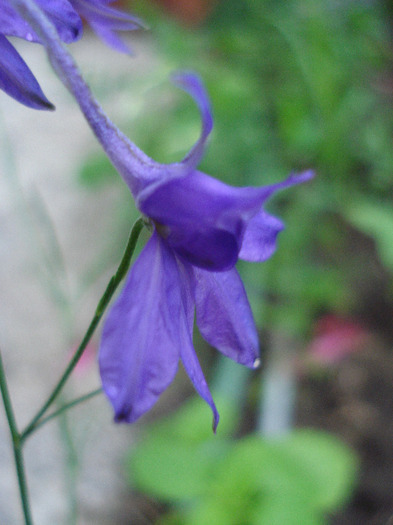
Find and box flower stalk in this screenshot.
[0,350,33,525]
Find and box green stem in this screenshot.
[0,350,33,525]
[58,408,79,525]
[20,217,145,442]
[23,388,103,439]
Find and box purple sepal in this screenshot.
[176,259,220,432]
[70,0,145,53]
[0,35,54,109]
[172,71,213,170]
[239,210,284,262]
[193,266,259,368]
[99,232,182,423]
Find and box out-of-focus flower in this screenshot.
[306,314,369,366]
[0,0,142,108]
[97,73,314,430]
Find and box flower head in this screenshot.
[97,73,314,430]
[0,0,142,109]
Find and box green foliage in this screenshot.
[127,398,358,524]
[127,396,237,501]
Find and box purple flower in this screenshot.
[98,73,314,430]
[0,0,142,109]
[7,0,313,430]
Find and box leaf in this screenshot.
[280,428,359,511]
[128,432,229,501]
[345,198,393,271]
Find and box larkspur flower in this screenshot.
[7,0,314,429]
[0,0,142,109]
[97,74,313,430]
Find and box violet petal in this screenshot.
[194,266,260,368]
[70,0,144,53]
[172,72,213,170]
[0,0,82,43]
[139,170,279,271]
[99,232,183,423]
[0,35,54,109]
[239,210,284,262]
[175,259,220,431]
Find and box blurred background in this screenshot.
[1,0,393,523]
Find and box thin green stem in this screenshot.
[23,388,103,439]
[58,408,79,525]
[20,217,145,442]
[0,350,33,525]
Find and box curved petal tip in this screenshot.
[171,71,213,168]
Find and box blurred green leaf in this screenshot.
[127,396,237,501]
[129,434,225,501]
[280,429,359,511]
[346,199,393,271]
[77,153,117,189]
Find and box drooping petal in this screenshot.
[139,170,314,271]
[70,0,145,53]
[175,259,220,431]
[99,232,183,423]
[172,71,213,170]
[239,210,284,262]
[0,35,54,109]
[193,266,260,368]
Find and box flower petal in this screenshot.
[99,232,183,423]
[175,260,220,431]
[0,0,82,43]
[140,171,276,271]
[172,71,213,170]
[139,169,314,271]
[36,0,82,43]
[193,266,260,368]
[118,72,215,198]
[70,0,145,53]
[0,35,54,109]
[239,210,284,262]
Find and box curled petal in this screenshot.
[120,72,215,198]
[0,35,54,109]
[193,266,260,368]
[99,232,183,423]
[239,210,284,262]
[172,71,213,170]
